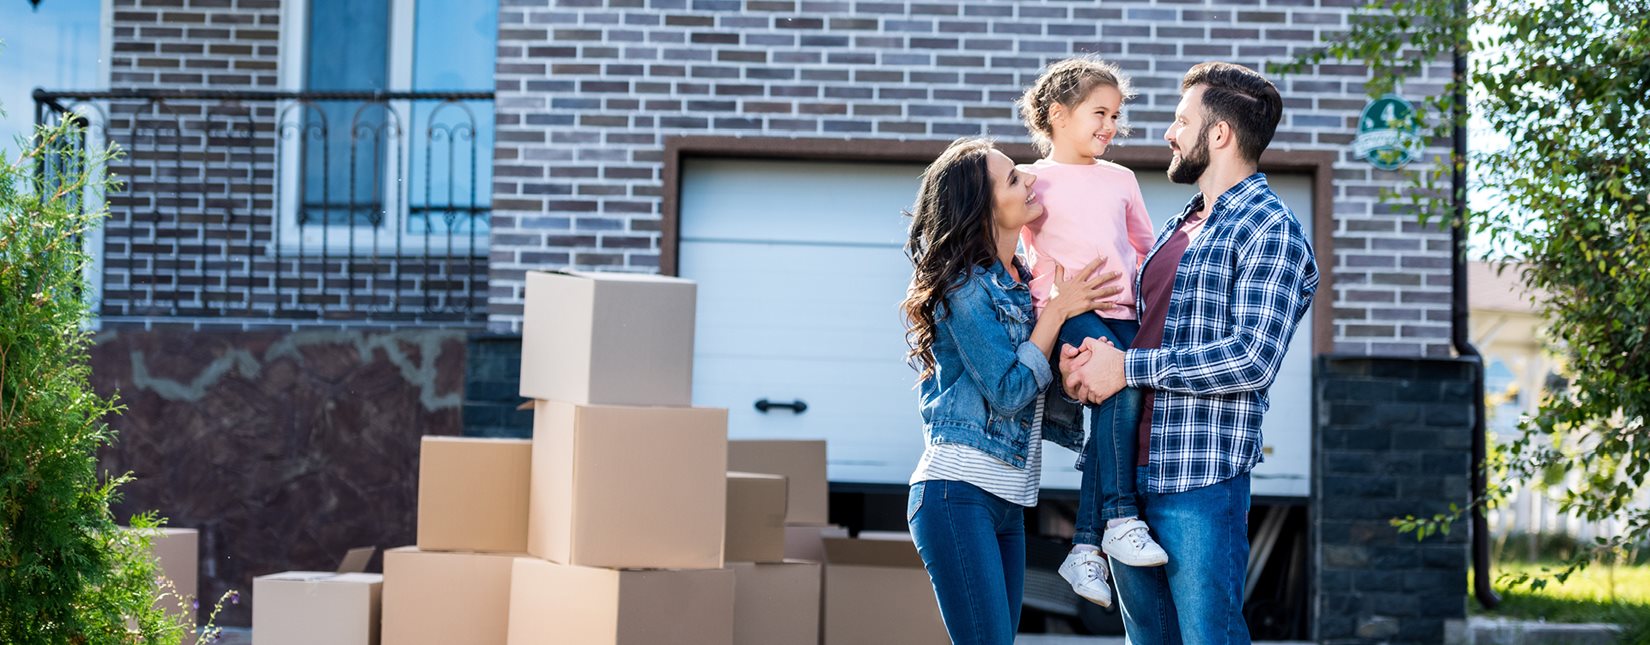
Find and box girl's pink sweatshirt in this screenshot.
[1020,158,1155,320]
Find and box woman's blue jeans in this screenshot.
[1059,312,1144,545]
[908,479,1025,645]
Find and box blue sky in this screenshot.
[0,0,102,155]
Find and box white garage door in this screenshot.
[679,157,1314,497]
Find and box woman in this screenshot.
[901,137,1123,644]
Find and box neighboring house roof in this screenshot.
[1469,261,1542,315]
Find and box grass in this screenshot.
[1473,560,1650,643]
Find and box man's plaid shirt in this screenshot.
[1126,173,1319,494]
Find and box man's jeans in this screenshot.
[1058,312,1144,545]
[1112,467,1252,645]
[908,479,1025,645]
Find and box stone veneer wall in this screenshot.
[1314,356,1472,643]
[93,328,466,627]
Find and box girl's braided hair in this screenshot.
[1018,57,1137,155]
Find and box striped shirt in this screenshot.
[1125,173,1318,494]
[910,397,1044,507]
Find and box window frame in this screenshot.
[276,0,487,257]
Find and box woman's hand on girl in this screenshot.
[1049,256,1123,320]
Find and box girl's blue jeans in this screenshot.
[1059,312,1144,545]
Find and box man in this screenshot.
[1061,62,1319,644]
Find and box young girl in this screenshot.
[1017,57,1169,609]
[901,137,1120,645]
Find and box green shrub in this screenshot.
[0,116,221,643]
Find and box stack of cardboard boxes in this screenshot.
[253,429,526,645]
[723,460,822,645]
[507,270,735,644]
[727,440,947,645]
[380,434,528,645]
[249,269,943,644]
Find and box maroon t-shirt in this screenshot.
[1130,210,1206,467]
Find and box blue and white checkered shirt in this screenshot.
[1126,173,1319,494]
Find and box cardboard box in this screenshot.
[417,436,531,553]
[822,533,948,645]
[728,440,829,525]
[253,548,382,645]
[726,472,788,563]
[380,547,518,645]
[730,561,822,645]
[519,270,697,406]
[125,527,198,620]
[528,400,728,569]
[507,557,734,645]
[783,524,849,563]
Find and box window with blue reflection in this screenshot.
[298,0,493,239]
[300,0,389,228]
[410,0,494,237]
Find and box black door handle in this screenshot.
[754,398,808,414]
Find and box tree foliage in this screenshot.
[1280,0,1650,581]
[0,117,222,642]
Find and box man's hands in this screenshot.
[1060,337,1127,403]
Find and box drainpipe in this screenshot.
[1451,0,1501,610]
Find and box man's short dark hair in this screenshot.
[1181,62,1283,164]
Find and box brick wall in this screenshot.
[488,0,1456,357]
[97,0,1458,352]
[1314,356,1472,643]
[110,0,282,90]
[103,0,282,328]
[461,334,534,438]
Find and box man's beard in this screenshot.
[1167,123,1212,185]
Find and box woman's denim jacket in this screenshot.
[917,259,1084,468]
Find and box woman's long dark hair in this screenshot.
[901,137,1001,382]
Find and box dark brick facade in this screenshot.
[1314,356,1472,643]
[102,0,284,327]
[486,0,1457,357]
[462,334,533,438]
[93,0,1462,352]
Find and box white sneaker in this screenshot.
[1101,518,1169,567]
[1057,549,1113,608]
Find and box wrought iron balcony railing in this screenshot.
[32,88,494,325]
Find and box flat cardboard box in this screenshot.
[783,524,849,563]
[125,527,198,620]
[380,547,518,645]
[253,549,381,645]
[529,400,728,569]
[726,472,788,563]
[507,557,734,645]
[519,270,696,406]
[728,440,829,525]
[822,532,948,645]
[730,561,822,645]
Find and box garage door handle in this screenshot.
[755,398,808,414]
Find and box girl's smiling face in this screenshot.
[1051,85,1125,159]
